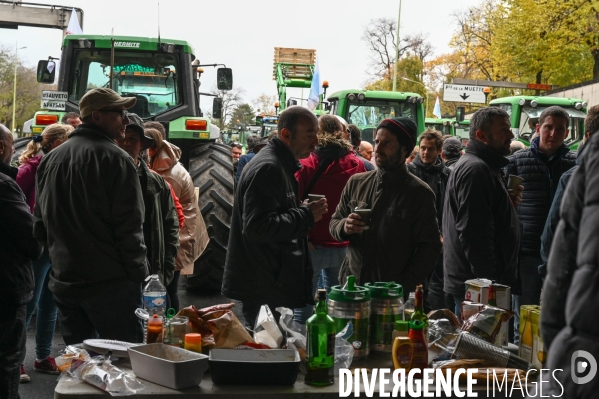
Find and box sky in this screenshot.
[1,0,481,113]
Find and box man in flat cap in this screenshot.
[443,107,522,319]
[330,117,441,296]
[34,88,149,344]
[116,113,179,294]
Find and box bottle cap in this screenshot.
[395,320,409,332]
[409,320,424,330]
[149,314,162,325]
[316,288,327,301]
[185,333,202,344]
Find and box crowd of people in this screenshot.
[2,87,599,397]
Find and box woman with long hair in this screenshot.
[16,123,73,381]
[145,128,208,310]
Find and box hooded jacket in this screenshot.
[137,159,179,285]
[222,137,314,308]
[539,140,587,277]
[33,124,148,298]
[0,169,43,306]
[506,137,576,256]
[151,141,209,272]
[541,133,599,398]
[443,139,521,295]
[329,163,441,294]
[16,154,42,213]
[408,155,451,227]
[296,136,366,247]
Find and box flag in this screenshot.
[433,97,442,118]
[307,57,322,111]
[66,8,83,35]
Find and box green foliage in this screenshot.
[0,45,51,132]
[227,103,255,129]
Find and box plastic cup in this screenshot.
[508,175,524,190]
[308,194,325,203]
[354,209,372,230]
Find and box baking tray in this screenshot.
[209,349,300,385]
[128,343,208,389]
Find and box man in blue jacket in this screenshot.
[506,106,576,343]
[539,104,599,278]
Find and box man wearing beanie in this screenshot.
[33,88,148,344]
[443,107,522,319]
[330,117,441,295]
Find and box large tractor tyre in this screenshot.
[11,137,33,164]
[186,142,234,293]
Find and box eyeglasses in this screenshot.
[100,109,129,120]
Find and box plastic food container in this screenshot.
[128,343,208,389]
[209,349,300,385]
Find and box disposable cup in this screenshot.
[308,194,325,203]
[354,208,372,230]
[508,175,524,190]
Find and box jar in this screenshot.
[184,333,202,353]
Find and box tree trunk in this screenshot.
[535,70,543,96]
[592,48,599,80]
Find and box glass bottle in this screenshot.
[408,320,428,379]
[305,289,336,386]
[410,285,428,342]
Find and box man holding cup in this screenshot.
[505,106,576,343]
[330,117,441,295]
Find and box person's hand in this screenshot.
[344,213,366,235]
[306,198,328,223]
[508,184,524,207]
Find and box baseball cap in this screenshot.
[79,88,136,119]
[125,112,154,150]
[442,137,462,153]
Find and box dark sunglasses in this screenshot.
[100,109,129,120]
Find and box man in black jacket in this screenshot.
[408,129,451,311]
[0,124,43,399]
[115,113,179,290]
[443,108,522,319]
[222,106,328,328]
[506,106,576,343]
[34,88,148,345]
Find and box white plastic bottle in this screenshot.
[143,274,167,317]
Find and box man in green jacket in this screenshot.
[330,117,441,295]
[116,113,179,290]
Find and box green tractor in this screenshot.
[489,96,587,150]
[34,34,235,292]
[425,118,471,145]
[326,90,425,145]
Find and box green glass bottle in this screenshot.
[410,284,429,343]
[305,289,336,386]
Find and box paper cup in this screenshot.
[507,175,524,190]
[354,209,372,230]
[308,194,325,203]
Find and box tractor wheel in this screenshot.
[12,137,33,164]
[186,142,234,292]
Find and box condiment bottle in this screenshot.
[184,333,202,353]
[392,320,409,340]
[392,336,413,371]
[305,289,336,386]
[408,320,428,379]
[146,314,163,344]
